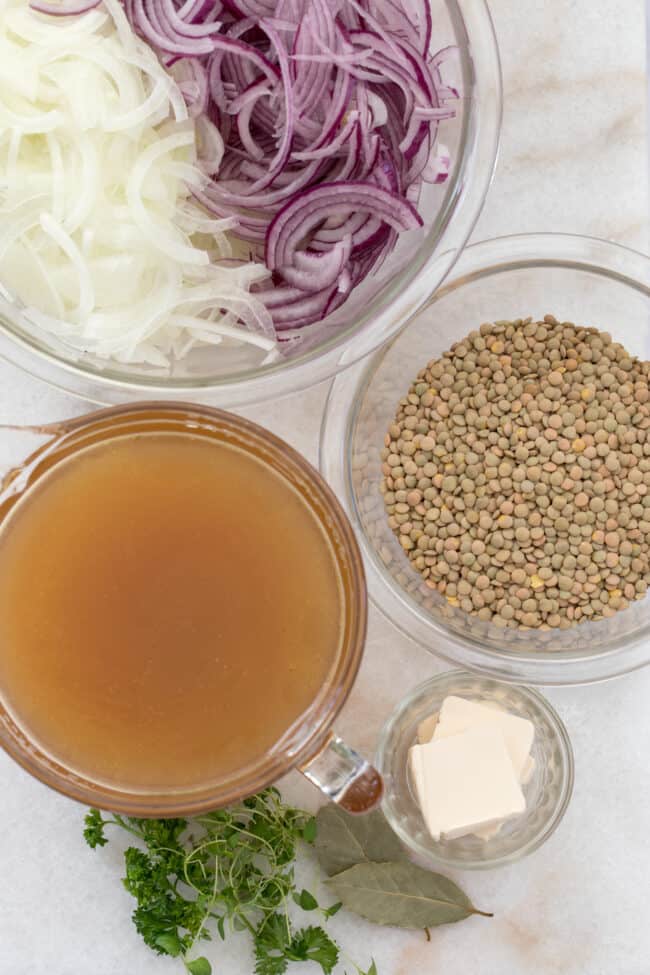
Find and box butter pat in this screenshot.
[433,695,534,780]
[417,712,438,744]
[409,726,526,841]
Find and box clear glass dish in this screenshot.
[377,671,574,870]
[320,233,650,684]
[0,403,381,816]
[0,0,501,408]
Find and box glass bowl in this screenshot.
[377,671,574,870]
[0,0,501,408]
[320,233,650,684]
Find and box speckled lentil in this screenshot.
[381,316,650,629]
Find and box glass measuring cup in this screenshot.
[0,403,381,815]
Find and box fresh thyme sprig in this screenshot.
[84,788,375,975]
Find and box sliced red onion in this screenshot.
[243,20,294,191]
[132,0,215,54]
[337,267,352,294]
[231,0,275,16]
[204,157,324,210]
[266,181,421,269]
[177,0,221,24]
[292,111,358,161]
[267,286,341,329]
[280,235,352,292]
[105,0,458,331]
[157,0,222,38]
[423,142,451,184]
[208,33,280,82]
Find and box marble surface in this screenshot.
[1,2,650,974]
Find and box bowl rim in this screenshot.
[0,0,502,408]
[376,669,575,870]
[319,232,650,685]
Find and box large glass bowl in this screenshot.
[0,0,501,408]
[320,233,650,685]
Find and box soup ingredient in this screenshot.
[0,424,344,791]
[409,727,526,842]
[0,0,274,366]
[382,315,650,629]
[417,712,438,743]
[417,695,535,840]
[119,0,457,330]
[327,860,492,928]
[315,805,491,929]
[315,805,407,876]
[83,789,367,975]
[433,695,534,780]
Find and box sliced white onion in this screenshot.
[0,0,275,365]
[39,212,95,320]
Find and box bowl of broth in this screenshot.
[0,403,378,814]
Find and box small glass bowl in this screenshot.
[376,670,574,870]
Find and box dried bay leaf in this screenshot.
[327,861,492,929]
[315,806,406,877]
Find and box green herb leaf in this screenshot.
[121,845,203,956]
[186,958,212,975]
[315,806,406,876]
[254,950,288,975]
[344,963,378,975]
[292,889,318,911]
[324,901,342,918]
[254,913,290,975]
[302,817,317,844]
[327,861,492,928]
[154,933,182,956]
[351,962,378,975]
[83,808,108,849]
[288,927,339,974]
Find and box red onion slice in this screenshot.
[266,180,422,270]
[280,234,352,291]
[43,0,458,335]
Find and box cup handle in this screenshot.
[299,733,383,814]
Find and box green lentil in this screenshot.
[382,316,650,629]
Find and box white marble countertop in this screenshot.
[1,2,649,974]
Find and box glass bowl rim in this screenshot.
[319,231,650,685]
[376,669,575,870]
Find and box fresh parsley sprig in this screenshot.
[84,788,372,975]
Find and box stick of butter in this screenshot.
[433,695,534,780]
[409,726,526,841]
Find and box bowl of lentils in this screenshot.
[320,233,650,684]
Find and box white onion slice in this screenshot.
[0,0,274,365]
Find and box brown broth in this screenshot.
[0,431,344,791]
